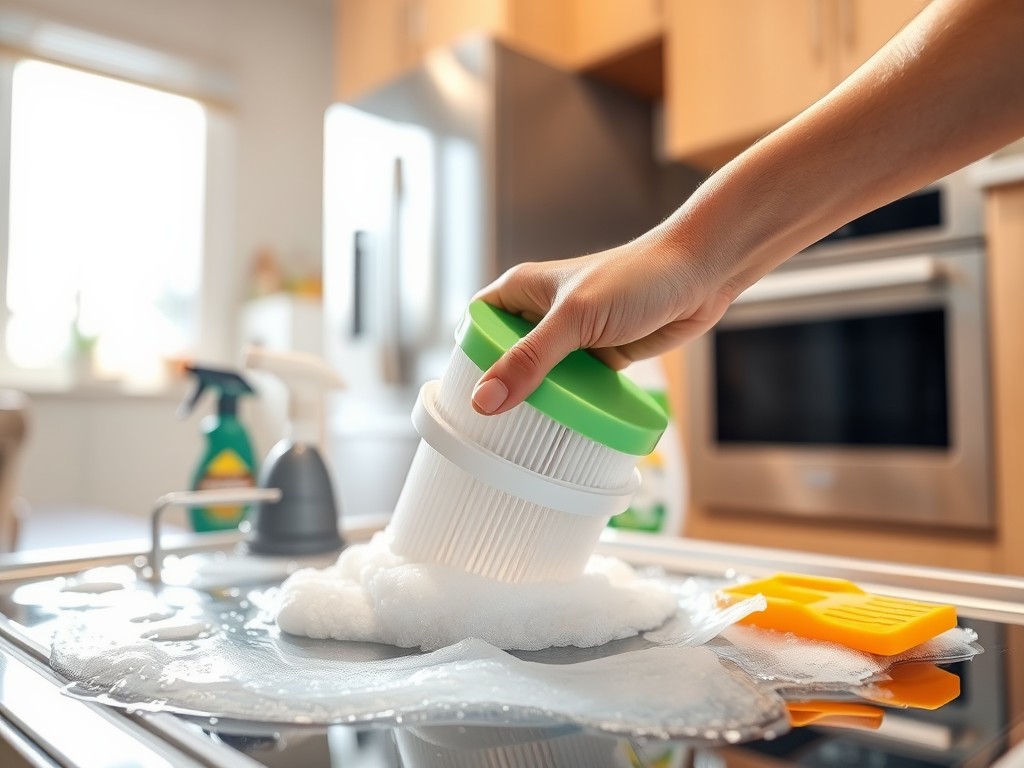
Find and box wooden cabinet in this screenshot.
[572,0,663,68]
[335,0,421,102]
[666,0,834,169]
[421,0,505,53]
[335,0,415,103]
[335,0,665,102]
[335,0,505,101]
[665,0,928,169]
[835,0,929,78]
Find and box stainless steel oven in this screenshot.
[688,165,992,528]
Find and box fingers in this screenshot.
[588,316,722,372]
[472,312,580,416]
[473,262,556,320]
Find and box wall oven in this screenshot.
[688,166,992,528]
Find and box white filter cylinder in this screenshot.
[394,728,622,768]
[389,347,640,584]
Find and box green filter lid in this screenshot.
[456,300,668,456]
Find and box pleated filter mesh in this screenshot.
[394,728,622,768]
[388,347,640,583]
[436,348,637,490]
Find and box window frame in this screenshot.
[0,23,238,390]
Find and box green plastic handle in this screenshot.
[456,301,668,456]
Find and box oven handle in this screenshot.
[734,254,941,305]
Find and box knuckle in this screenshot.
[506,334,545,376]
[504,261,536,285]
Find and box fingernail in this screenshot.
[472,378,508,414]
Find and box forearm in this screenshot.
[653,0,1024,297]
[470,0,1024,415]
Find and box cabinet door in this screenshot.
[573,0,663,68]
[336,0,419,102]
[836,0,930,79]
[665,0,834,169]
[421,0,505,51]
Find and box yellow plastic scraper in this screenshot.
[718,573,958,656]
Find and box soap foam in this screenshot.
[140,621,214,642]
[276,531,677,651]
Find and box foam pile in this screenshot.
[276,532,677,651]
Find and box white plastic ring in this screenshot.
[411,381,640,518]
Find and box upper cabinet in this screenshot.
[665,0,834,170]
[835,0,930,79]
[664,0,929,170]
[335,0,929,164]
[335,0,505,102]
[335,0,423,103]
[571,0,663,68]
[335,0,664,102]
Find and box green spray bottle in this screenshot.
[178,365,258,532]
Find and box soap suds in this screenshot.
[60,581,125,594]
[141,621,215,642]
[275,532,676,651]
[130,610,179,623]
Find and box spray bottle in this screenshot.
[178,366,258,532]
[608,357,687,536]
[243,347,346,555]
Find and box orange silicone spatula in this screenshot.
[787,701,885,730]
[868,662,961,709]
[718,573,958,656]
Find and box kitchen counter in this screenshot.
[0,528,1022,768]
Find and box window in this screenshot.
[4,59,207,387]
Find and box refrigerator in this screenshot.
[323,35,702,518]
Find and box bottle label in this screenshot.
[609,448,667,534]
[198,449,255,523]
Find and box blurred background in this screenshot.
[0,0,1022,582]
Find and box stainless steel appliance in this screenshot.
[688,165,992,527]
[322,35,701,517]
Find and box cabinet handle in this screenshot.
[733,255,942,305]
[809,0,823,59]
[382,157,404,385]
[352,231,367,338]
[839,0,854,47]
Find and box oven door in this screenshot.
[688,245,992,528]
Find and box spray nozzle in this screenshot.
[243,347,345,446]
[178,365,255,419]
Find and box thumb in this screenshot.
[471,312,579,416]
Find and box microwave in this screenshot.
[688,166,992,528]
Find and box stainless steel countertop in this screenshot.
[0,526,1021,768]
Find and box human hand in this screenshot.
[469,233,736,416]
[470,0,1024,417]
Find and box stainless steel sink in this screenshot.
[0,524,1021,768]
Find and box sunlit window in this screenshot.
[6,60,206,386]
